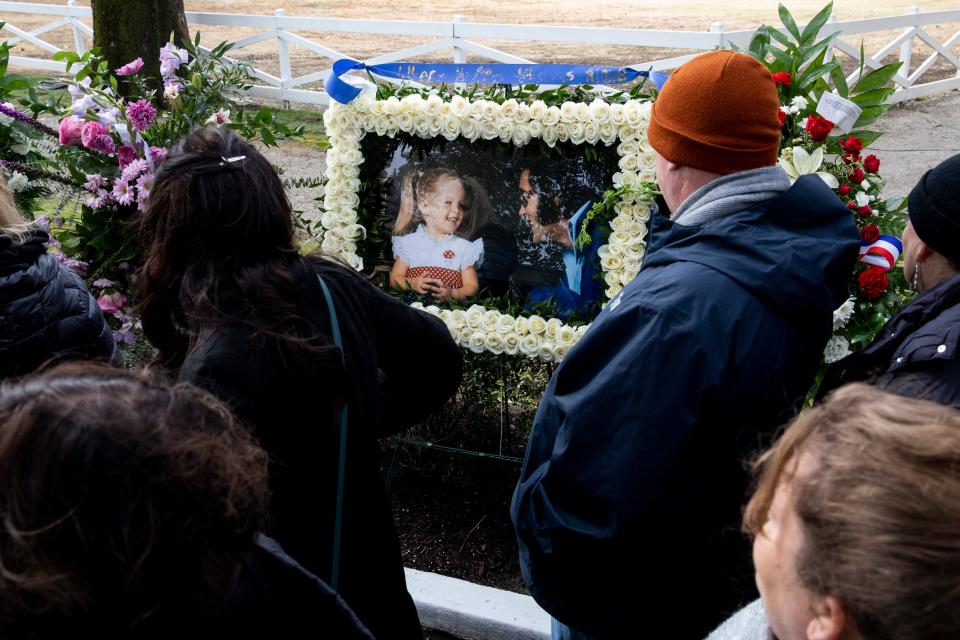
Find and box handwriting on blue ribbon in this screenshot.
[325,58,669,104]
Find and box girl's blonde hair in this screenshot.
[0,173,33,242]
[393,167,461,236]
[744,383,960,640]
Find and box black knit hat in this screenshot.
[908,153,960,266]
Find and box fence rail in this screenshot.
[2,1,959,106]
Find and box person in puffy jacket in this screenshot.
[819,153,960,408]
[511,51,861,640]
[0,173,118,378]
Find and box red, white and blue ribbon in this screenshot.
[859,234,902,271]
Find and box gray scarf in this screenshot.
[704,599,773,640]
[672,166,791,226]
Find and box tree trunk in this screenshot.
[92,0,189,93]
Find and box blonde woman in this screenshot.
[0,173,118,377]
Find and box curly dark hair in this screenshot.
[0,363,269,638]
[137,126,337,370]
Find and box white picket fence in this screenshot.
[2,1,959,106]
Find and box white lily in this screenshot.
[778,146,839,189]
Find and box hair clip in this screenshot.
[219,155,246,165]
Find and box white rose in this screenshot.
[513,316,530,335]
[619,171,640,188]
[542,105,561,126]
[575,324,590,337]
[499,98,519,120]
[584,121,600,145]
[400,93,423,113]
[321,235,343,253]
[542,126,559,147]
[498,120,514,143]
[556,123,570,142]
[511,125,532,147]
[424,94,443,115]
[482,309,501,332]
[527,315,547,335]
[336,210,356,225]
[468,100,486,118]
[624,101,642,125]
[465,306,484,328]
[855,190,871,207]
[609,215,629,232]
[559,102,578,123]
[428,115,443,137]
[527,120,543,140]
[320,211,339,228]
[588,99,612,124]
[342,252,363,271]
[480,120,499,140]
[619,154,639,172]
[556,325,576,346]
[617,139,640,156]
[574,102,590,122]
[601,254,624,271]
[604,271,621,287]
[340,223,366,239]
[340,164,361,179]
[514,103,531,123]
[409,301,425,310]
[441,115,461,141]
[415,119,432,138]
[520,333,542,356]
[529,100,547,121]
[637,171,656,183]
[396,113,414,132]
[627,222,647,239]
[599,123,618,145]
[606,282,623,299]
[610,103,626,125]
[619,270,636,286]
[618,126,638,141]
[342,148,364,165]
[369,100,385,117]
[383,96,401,115]
[638,152,657,172]
[555,344,570,361]
[545,318,563,340]
[568,122,587,145]
[450,95,470,118]
[460,117,480,141]
[482,101,499,121]
[339,192,361,210]
[504,332,521,355]
[360,114,377,131]
[439,309,452,323]
[484,332,506,355]
[457,326,474,345]
[538,344,557,363]
[607,242,624,256]
[497,314,515,333]
[468,331,488,354]
[448,309,467,329]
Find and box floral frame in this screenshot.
[319,90,657,362]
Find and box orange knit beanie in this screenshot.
[648,51,782,175]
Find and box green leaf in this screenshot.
[830,64,849,97]
[846,129,883,147]
[853,104,894,128]
[260,127,276,146]
[798,61,839,91]
[778,3,802,41]
[884,196,907,212]
[748,32,770,59]
[760,25,795,51]
[850,87,895,107]
[799,1,834,46]
[853,62,902,94]
[256,106,273,124]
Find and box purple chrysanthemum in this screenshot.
[126,99,157,132]
[111,179,135,206]
[84,174,108,192]
[121,159,148,183]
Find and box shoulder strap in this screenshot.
[316,273,349,592]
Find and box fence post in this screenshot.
[899,6,919,78]
[68,0,85,53]
[452,15,466,63]
[275,8,291,100]
[710,21,725,49]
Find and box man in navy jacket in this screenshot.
[511,51,861,639]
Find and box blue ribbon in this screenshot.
[325,58,669,104]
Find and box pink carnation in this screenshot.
[97,291,128,315]
[150,146,167,165]
[58,116,84,146]
[126,99,157,132]
[115,57,144,77]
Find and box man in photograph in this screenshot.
[516,166,603,318]
[511,50,861,638]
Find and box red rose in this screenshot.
[838,184,851,196]
[864,154,880,173]
[842,151,860,164]
[858,267,889,299]
[777,108,786,127]
[858,204,873,217]
[772,71,792,86]
[847,201,858,211]
[840,135,863,153]
[804,115,834,142]
[861,223,880,244]
[848,168,865,183]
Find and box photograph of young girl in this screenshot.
[389,167,484,301]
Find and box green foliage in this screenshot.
[575,184,660,251]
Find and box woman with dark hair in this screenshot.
[0,173,118,378]
[137,127,462,639]
[460,174,518,296]
[818,153,960,407]
[0,363,373,638]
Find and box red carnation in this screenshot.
[858,205,873,217]
[804,115,834,142]
[858,267,889,299]
[847,201,858,211]
[777,108,787,127]
[840,135,863,153]
[864,154,880,173]
[838,184,851,196]
[772,71,792,86]
[842,151,860,164]
[848,168,865,183]
[861,223,880,244]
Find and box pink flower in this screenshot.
[111,179,135,206]
[121,159,148,183]
[97,291,128,315]
[58,116,84,145]
[83,174,107,192]
[126,99,157,132]
[115,57,144,77]
[150,146,167,165]
[117,144,137,169]
[80,121,115,153]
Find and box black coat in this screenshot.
[0,229,118,378]
[511,176,860,639]
[180,257,463,640]
[819,272,960,407]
